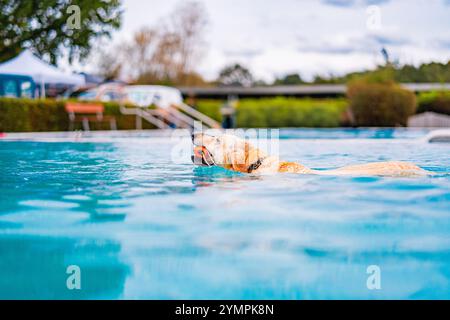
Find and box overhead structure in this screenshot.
[0,50,85,97]
[179,83,450,99]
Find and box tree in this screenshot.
[312,60,450,84]
[380,47,390,65]
[96,47,122,81]
[273,73,304,85]
[217,63,253,87]
[102,1,208,85]
[167,1,207,84]
[0,0,122,65]
[123,27,160,82]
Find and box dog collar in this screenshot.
[247,157,265,173]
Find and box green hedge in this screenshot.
[194,99,222,122]
[5,92,427,131]
[1,97,349,131]
[102,102,155,130]
[193,97,348,128]
[0,98,147,132]
[237,97,348,127]
[0,98,67,132]
[416,91,450,115]
[347,82,416,126]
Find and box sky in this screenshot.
[87,0,450,82]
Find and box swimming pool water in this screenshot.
[0,129,449,299]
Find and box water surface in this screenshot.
[0,129,449,299]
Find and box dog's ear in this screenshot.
[230,149,248,172]
[227,142,247,172]
[230,142,263,173]
[246,145,262,167]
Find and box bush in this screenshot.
[347,82,416,126]
[0,98,145,132]
[416,91,450,115]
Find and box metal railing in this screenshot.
[119,104,169,129]
[120,102,221,129]
[177,103,221,128]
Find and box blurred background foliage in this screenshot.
[0,0,449,131]
[0,0,122,65]
[2,90,450,131]
[347,82,416,127]
[346,68,417,126]
[416,91,450,115]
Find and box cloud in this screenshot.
[321,0,355,7]
[436,39,450,50]
[222,49,263,58]
[297,40,362,54]
[365,0,390,5]
[249,48,378,81]
[368,33,410,46]
[296,31,410,56]
[92,0,450,81]
[321,0,390,7]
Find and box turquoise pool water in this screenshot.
[0,129,449,299]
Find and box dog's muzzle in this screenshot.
[192,146,216,167]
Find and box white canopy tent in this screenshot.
[0,50,85,97]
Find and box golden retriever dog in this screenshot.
[192,133,430,177]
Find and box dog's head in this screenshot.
[192,133,268,173]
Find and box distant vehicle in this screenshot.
[0,74,36,98]
[124,85,183,108]
[64,83,126,102]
